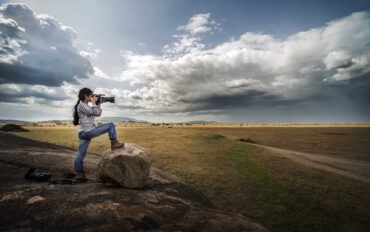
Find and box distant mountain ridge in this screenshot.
[0,117,147,124]
[0,118,219,124]
[1,119,367,125]
[0,119,30,124]
[97,117,147,123]
[181,120,218,124]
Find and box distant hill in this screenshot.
[0,119,30,124]
[0,117,147,125]
[1,118,220,125]
[182,120,218,124]
[96,117,147,123]
[37,120,72,124]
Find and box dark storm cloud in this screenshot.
[0,3,94,87]
[113,11,370,118]
[177,89,322,113]
[0,62,82,86]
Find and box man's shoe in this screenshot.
[75,171,88,182]
[111,139,125,150]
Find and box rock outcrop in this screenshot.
[97,143,152,188]
[0,132,268,231]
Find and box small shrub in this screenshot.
[237,137,256,143]
[0,124,29,132]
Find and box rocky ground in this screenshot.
[0,132,266,231]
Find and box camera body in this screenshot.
[93,94,115,104]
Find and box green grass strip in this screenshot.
[230,146,342,232]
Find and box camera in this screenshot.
[93,94,115,104]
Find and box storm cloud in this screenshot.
[98,11,370,118]
[0,3,94,87]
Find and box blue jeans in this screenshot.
[74,122,118,172]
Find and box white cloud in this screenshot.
[80,42,101,60]
[225,79,266,90]
[177,13,220,35]
[0,12,26,64]
[113,11,370,115]
[327,55,370,81]
[93,66,110,79]
[163,13,221,57]
[324,50,352,69]
[0,83,66,103]
[80,49,100,60]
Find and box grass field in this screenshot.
[7,125,370,232]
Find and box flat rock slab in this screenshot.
[0,132,267,231]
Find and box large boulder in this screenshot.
[97,143,152,188]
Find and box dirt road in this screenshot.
[246,142,370,183]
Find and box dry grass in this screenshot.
[8,125,370,232]
[189,127,370,162]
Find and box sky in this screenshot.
[0,0,369,123]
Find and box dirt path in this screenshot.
[246,142,370,183]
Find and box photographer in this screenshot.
[72,87,125,182]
